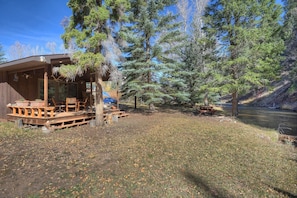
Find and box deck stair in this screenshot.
[104,109,129,118]
[45,113,95,130]
[47,110,128,130]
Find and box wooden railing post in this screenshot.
[44,72,48,107]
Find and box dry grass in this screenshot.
[0,111,296,197]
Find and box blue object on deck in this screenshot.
[104,97,117,104]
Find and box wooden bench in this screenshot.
[197,105,215,115]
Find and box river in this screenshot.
[222,105,297,136]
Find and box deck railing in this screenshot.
[7,105,55,118]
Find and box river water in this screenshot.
[222,105,297,136]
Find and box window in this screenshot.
[38,79,77,102]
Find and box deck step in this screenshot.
[118,113,129,117]
[46,114,94,130]
[51,121,90,130]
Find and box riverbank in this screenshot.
[220,104,297,135]
[0,111,296,197]
[238,80,297,112]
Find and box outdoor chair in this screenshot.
[78,97,88,111]
[66,97,77,112]
[52,97,65,112]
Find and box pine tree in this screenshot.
[204,0,284,116]
[181,26,217,106]
[283,0,297,40]
[61,0,129,126]
[121,0,184,110]
[177,0,216,106]
[283,0,297,84]
[158,15,189,105]
[0,44,6,63]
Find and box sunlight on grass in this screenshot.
[0,121,39,138]
[99,115,296,197]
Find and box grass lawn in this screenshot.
[0,110,296,197]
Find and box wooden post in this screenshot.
[44,72,48,107]
[116,81,119,109]
[90,76,93,110]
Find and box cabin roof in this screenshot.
[0,54,71,72]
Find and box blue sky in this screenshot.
[0,0,71,60]
[0,0,284,60]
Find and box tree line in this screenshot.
[1,0,296,125]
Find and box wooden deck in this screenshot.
[6,105,129,130]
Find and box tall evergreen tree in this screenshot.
[158,17,189,105]
[61,0,129,126]
[180,24,216,106]
[283,0,297,84]
[283,0,297,39]
[121,0,185,110]
[177,0,216,106]
[204,0,284,116]
[0,44,6,63]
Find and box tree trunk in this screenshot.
[95,68,104,126]
[231,91,238,116]
[203,92,209,106]
[149,103,155,111]
[116,82,120,109]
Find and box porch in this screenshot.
[0,54,120,120]
[6,104,129,130]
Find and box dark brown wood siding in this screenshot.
[0,71,10,119]
[0,68,46,119]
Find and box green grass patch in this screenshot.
[0,121,40,138]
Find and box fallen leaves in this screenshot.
[0,112,296,197]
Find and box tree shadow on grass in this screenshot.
[265,184,297,198]
[181,170,234,198]
[285,155,297,164]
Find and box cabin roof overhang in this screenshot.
[0,54,71,72]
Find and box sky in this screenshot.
[0,0,284,61]
[0,0,71,60]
